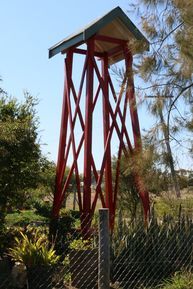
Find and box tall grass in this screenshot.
[159,271,193,289]
[111,210,193,289]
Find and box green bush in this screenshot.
[50,210,78,255]
[67,209,81,220]
[8,227,59,268]
[154,195,193,219]
[1,224,49,257]
[69,237,93,250]
[34,200,52,218]
[160,271,193,289]
[5,210,47,226]
[0,226,24,256]
[0,211,7,255]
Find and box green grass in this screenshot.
[143,272,193,289]
[154,194,193,218]
[5,210,48,226]
[158,271,193,289]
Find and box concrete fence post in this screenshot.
[98,208,110,289]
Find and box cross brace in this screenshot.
[52,36,150,232]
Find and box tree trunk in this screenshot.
[159,109,181,198]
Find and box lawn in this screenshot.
[5,210,48,227]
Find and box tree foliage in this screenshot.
[132,0,193,135]
[112,142,171,220]
[0,91,41,212]
[128,0,193,196]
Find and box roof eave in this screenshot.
[49,33,84,59]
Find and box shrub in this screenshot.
[0,226,24,257]
[160,271,193,289]
[8,227,59,268]
[34,200,52,218]
[69,237,93,250]
[5,210,47,227]
[52,210,78,255]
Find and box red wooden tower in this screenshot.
[49,7,150,231]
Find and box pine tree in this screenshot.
[130,0,193,197]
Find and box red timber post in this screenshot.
[52,51,73,219]
[124,48,150,221]
[102,54,113,229]
[49,51,73,237]
[82,39,95,233]
[124,49,141,150]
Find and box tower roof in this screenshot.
[49,6,149,64]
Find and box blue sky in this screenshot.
[0,0,131,161]
[0,0,192,170]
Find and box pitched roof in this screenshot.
[49,6,149,64]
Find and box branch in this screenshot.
[169,133,191,150]
[148,22,184,47]
[167,83,193,130]
[157,22,184,52]
[135,82,183,91]
[173,104,186,122]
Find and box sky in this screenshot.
[0,0,192,170]
[0,0,130,161]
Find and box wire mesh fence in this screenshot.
[2,210,193,289]
[111,215,193,289]
[0,213,100,289]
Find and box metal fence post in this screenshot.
[98,208,110,289]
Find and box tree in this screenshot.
[38,157,56,198]
[129,0,193,197]
[144,97,181,197]
[38,157,78,211]
[0,91,41,216]
[113,141,169,220]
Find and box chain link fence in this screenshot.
[1,210,193,289]
[111,215,193,289]
[0,210,108,289]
